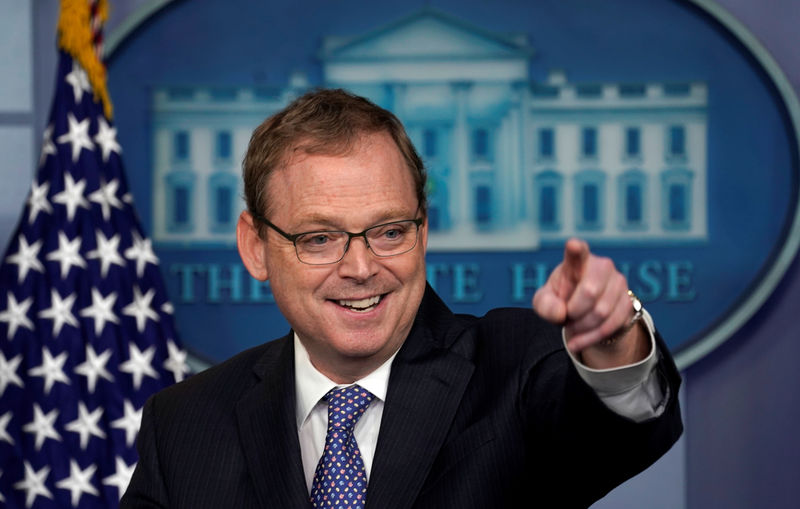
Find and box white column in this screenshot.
[451,82,472,233]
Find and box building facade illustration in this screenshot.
[150,8,707,251]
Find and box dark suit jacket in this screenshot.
[122,284,682,508]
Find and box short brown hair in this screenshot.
[242,88,427,232]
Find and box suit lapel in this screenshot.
[367,287,475,509]
[235,335,310,509]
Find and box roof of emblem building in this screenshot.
[319,7,535,61]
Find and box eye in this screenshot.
[297,232,334,250]
[309,234,329,245]
[372,222,409,241]
[383,228,401,239]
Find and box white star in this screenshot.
[0,292,34,340]
[39,124,57,167]
[45,231,87,279]
[55,459,99,507]
[52,172,89,222]
[13,462,53,508]
[5,234,45,283]
[74,344,114,393]
[65,61,91,104]
[119,343,158,390]
[28,346,70,395]
[122,286,160,334]
[86,230,126,278]
[0,411,14,445]
[164,339,190,383]
[124,231,159,277]
[122,192,134,204]
[26,180,52,224]
[65,402,106,450]
[103,456,136,501]
[38,288,79,337]
[0,351,24,396]
[94,117,122,162]
[89,178,123,221]
[22,403,62,451]
[57,112,95,163]
[79,288,119,336]
[161,301,174,314]
[111,400,142,447]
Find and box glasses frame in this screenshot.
[253,214,424,265]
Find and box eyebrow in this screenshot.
[292,208,417,232]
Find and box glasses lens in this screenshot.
[366,220,419,257]
[294,231,348,264]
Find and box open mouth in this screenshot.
[336,295,382,312]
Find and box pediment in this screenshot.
[321,8,533,61]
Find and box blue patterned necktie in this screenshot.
[310,384,375,509]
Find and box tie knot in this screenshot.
[324,384,374,433]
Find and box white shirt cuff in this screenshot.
[562,309,668,422]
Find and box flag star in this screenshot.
[26,180,52,224]
[65,61,91,104]
[164,339,190,383]
[119,343,159,390]
[28,346,70,395]
[122,286,160,333]
[0,292,35,340]
[89,178,123,221]
[74,344,114,393]
[161,301,174,314]
[13,462,53,508]
[46,231,87,279]
[38,288,79,337]
[79,288,119,336]
[57,112,95,163]
[52,172,90,222]
[103,456,137,501]
[55,459,99,507]
[86,230,126,277]
[6,234,45,283]
[124,231,159,277]
[39,124,57,167]
[0,411,14,445]
[0,351,24,396]
[65,402,106,450]
[94,117,122,162]
[123,192,134,204]
[22,403,62,451]
[111,400,142,447]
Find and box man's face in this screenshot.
[252,131,427,382]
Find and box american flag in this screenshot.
[0,1,189,507]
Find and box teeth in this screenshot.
[338,295,381,310]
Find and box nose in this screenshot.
[336,235,379,282]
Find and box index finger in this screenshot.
[562,238,589,286]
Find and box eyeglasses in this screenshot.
[253,215,424,265]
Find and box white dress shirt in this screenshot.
[294,308,666,493]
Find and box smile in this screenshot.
[337,295,382,312]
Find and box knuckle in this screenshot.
[582,282,601,300]
[594,301,612,321]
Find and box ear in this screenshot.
[237,211,269,281]
[420,216,429,253]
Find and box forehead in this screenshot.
[266,132,418,227]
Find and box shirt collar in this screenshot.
[294,333,395,429]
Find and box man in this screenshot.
[122,89,682,508]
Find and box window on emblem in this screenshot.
[660,168,693,231]
[538,128,555,159]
